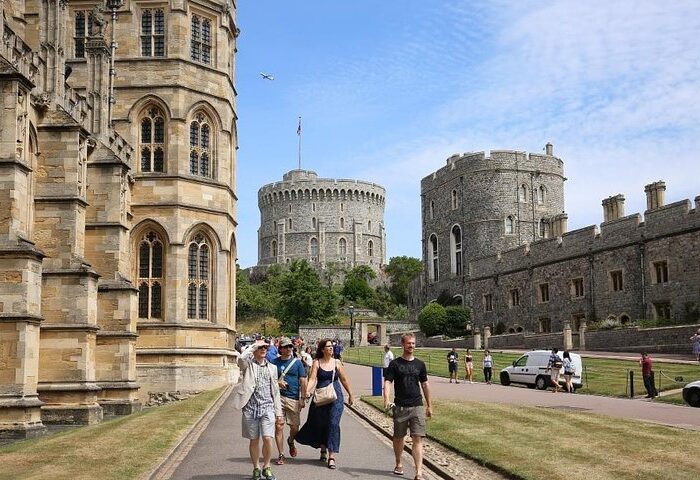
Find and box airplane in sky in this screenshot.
[259,72,274,80]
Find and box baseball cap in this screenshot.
[251,340,269,351]
[279,337,293,347]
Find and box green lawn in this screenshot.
[364,396,699,480]
[344,347,699,398]
[0,388,223,480]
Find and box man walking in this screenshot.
[232,340,283,480]
[447,347,459,384]
[640,352,658,398]
[383,333,433,480]
[547,347,563,393]
[272,337,307,465]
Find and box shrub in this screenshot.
[418,303,447,337]
[494,321,507,335]
[444,306,471,338]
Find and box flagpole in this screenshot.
[297,116,302,170]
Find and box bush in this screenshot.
[444,306,471,338]
[418,303,447,337]
[494,321,507,335]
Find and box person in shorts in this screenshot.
[447,347,459,383]
[383,333,433,480]
[548,348,563,393]
[232,340,283,480]
[272,337,307,465]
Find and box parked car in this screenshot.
[500,350,583,390]
[682,380,700,407]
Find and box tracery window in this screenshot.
[191,14,212,64]
[338,237,347,255]
[187,234,210,320]
[310,237,319,261]
[141,9,166,57]
[137,231,164,319]
[368,240,374,257]
[505,216,515,235]
[74,11,94,58]
[140,107,166,172]
[189,113,212,178]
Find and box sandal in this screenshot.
[320,450,327,462]
[275,454,285,465]
[327,457,336,469]
[393,465,405,475]
[287,437,297,457]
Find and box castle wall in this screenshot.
[258,169,386,272]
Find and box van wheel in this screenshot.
[535,376,548,390]
[688,389,700,407]
[500,372,511,386]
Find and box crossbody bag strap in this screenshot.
[280,357,298,380]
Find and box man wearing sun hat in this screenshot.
[233,339,283,480]
[272,337,307,465]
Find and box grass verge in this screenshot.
[345,347,699,397]
[0,388,223,480]
[363,396,699,480]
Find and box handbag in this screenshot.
[313,359,337,406]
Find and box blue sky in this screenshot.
[234,1,700,268]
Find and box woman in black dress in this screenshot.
[296,338,354,469]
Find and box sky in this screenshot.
[234,0,700,269]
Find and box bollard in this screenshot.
[629,370,634,398]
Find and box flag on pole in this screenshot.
[297,117,302,136]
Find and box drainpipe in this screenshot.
[639,243,646,320]
[588,255,596,321]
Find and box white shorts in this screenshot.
[242,409,275,439]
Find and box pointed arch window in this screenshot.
[141,9,165,57]
[191,15,212,64]
[451,225,462,276]
[429,200,435,220]
[140,107,166,172]
[368,220,372,232]
[519,184,528,203]
[505,216,515,235]
[187,234,211,320]
[429,234,439,282]
[312,217,317,229]
[310,237,319,261]
[189,113,212,178]
[537,185,546,204]
[338,237,347,255]
[137,231,164,319]
[271,240,278,258]
[368,240,374,257]
[539,218,547,238]
[451,189,459,209]
[340,217,345,229]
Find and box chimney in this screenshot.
[545,143,553,156]
[551,213,568,237]
[645,181,666,211]
[602,194,625,222]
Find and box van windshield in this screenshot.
[515,355,528,367]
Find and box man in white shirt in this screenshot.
[383,344,395,375]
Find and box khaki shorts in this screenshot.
[392,405,426,438]
[550,368,561,383]
[280,396,301,426]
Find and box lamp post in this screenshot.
[106,0,124,127]
[348,305,355,347]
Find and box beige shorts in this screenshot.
[392,405,426,438]
[550,368,561,383]
[280,396,301,426]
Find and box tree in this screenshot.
[436,289,462,307]
[275,260,338,332]
[418,302,446,337]
[444,306,472,338]
[342,265,376,304]
[236,268,275,319]
[384,256,422,305]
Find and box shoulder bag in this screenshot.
[313,359,337,406]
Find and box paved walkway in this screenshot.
[166,388,439,480]
[342,363,700,431]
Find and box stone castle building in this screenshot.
[257,169,386,272]
[409,145,700,334]
[1,0,238,439]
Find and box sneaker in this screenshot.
[275,454,285,465]
[262,467,276,480]
[252,467,262,480]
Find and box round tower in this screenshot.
[258,169,386,272]
[420,148,565,299]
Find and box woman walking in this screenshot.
[483,350,493,384]
[690,329,700,363]
[463,349,474,383]
[296,338,354,469]
[562,350,574,393]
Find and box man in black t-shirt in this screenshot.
[383,333,433,479]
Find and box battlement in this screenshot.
[259,170,386,206]
[470,193,699,279]
[422,147,564,191]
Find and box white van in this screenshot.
[499,350,583,390]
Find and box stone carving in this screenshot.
[90,5,106,37]
[31,92,51,109]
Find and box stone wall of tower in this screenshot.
[257,169,386,273]
[419,149,565,304]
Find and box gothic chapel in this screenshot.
[0,0,239,439]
